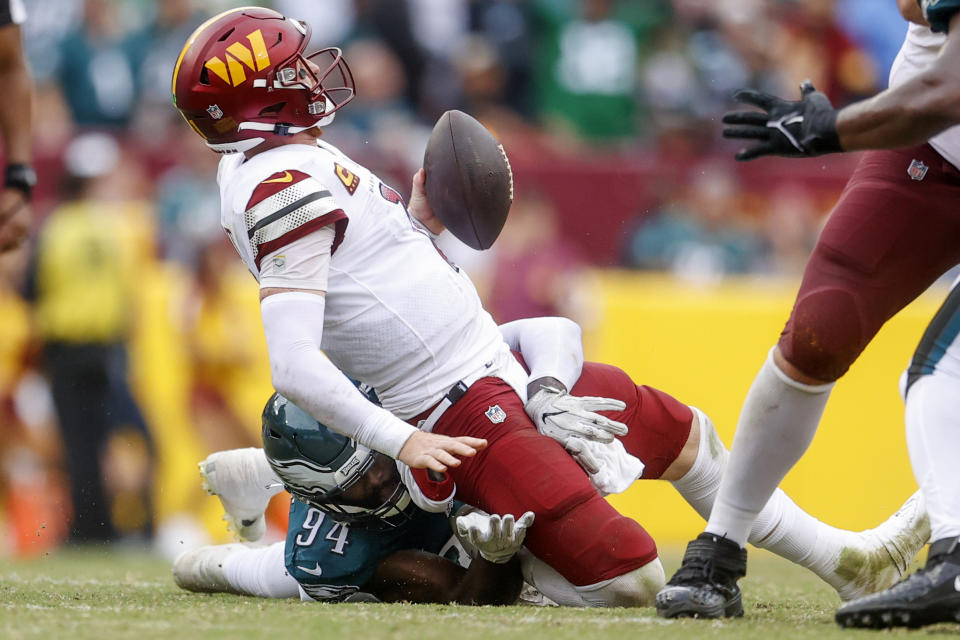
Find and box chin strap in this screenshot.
[238,111,336,136]
[211,112,336,153]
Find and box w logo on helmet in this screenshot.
[204,29,271,87]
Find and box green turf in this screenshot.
[0,547,957,640]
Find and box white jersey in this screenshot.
[889,23,960,168]
[217,140,525,419]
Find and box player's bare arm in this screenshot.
[0,23,33,251]
[722,11,960,159]
[364,549,522,605]
[366,509,530,604]
[899,0,929,25]
[837,10,960,150]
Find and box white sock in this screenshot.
[223,541,300,598]
[750,490,852,586]
[519,549,589,607]
[905,373,960,540]
[574,560,665,608]
[519,550,665,608]
[673,407,845,580]
[705,348,833,546]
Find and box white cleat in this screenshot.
[173,543,247,594]
[830,491,930,602]
[199,448,284,542]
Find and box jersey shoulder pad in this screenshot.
[244,169,347,268]
[922,0,960,32]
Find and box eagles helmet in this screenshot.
[261,392,416,529]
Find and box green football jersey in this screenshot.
[284,498,468,601]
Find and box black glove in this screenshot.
[722,81,841,161]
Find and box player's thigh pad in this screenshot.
[434,378,658,585]
[779,146,960,381]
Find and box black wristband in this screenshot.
[803,108,842,155]
[5,163,36,199]
[527,376,566,399]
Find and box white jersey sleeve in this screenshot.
[498,317,584,392]
[259,225,335,291]
[244,169,346,271]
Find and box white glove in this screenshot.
[564,437,644,496]
[455,509,535,564]
[524,386,628,444]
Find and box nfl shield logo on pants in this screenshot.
[907,159,929,181]
[485,405,506,424]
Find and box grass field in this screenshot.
[1,547,958,640]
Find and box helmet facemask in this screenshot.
[261,393,415,531]
[308,454,415,530]
[276,46,355,121]
[264,44,355,122]
[275,450,415,530]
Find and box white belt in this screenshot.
[417,380,469,432]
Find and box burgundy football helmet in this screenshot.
[172,7,355,153]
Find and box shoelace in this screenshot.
[669,557,731,587]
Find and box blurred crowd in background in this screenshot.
[0,0,915,555]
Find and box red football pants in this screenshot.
[571,361,693,479]
[780,144,960,381]
[421,363,693,586]
[425,377,658,585]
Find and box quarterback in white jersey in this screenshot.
[659,0,960,628]
[173,7,664,600]
[218,139,525,433]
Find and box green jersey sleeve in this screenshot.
[922,0,960,33]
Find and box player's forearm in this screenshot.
[899,0,928,25]
[0,26,32,164]
[366,549,521,605]
[498,317,584,395]
[837,13,960,151]
[261,292,417,457]
[837,72,960,151]
[450,556,523,605]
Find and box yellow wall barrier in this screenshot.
[584,271,946,547]
[128,263,273,543]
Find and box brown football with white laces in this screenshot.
[423,110,513,250]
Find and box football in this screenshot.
[423,110,513,250]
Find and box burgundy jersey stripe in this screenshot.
[255,209,348,269]
[247,169,313,209]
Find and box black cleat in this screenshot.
[656,532,747,619]
[835,536,960,629]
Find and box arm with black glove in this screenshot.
[721,80,842,161]
[725,14,960,160]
